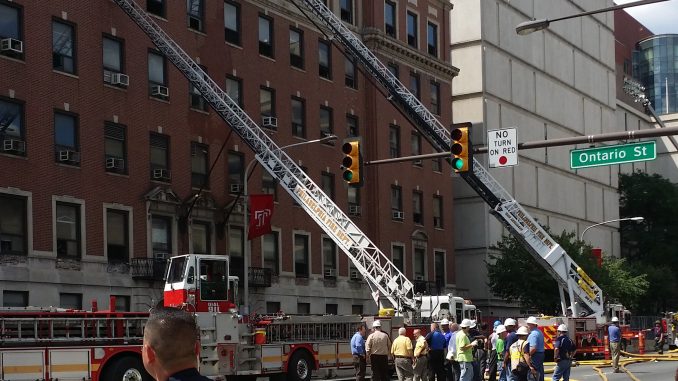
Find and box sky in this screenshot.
[615,0,678,34]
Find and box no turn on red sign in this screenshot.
[488,128,518,168]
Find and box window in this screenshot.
[148,51,168,98]
[102,36,123,74]
[263,231,279,275]
[3,291,28,307]
[411,132,422,167]
[388,63,399,79]
[323,237,337,279]
[433,196,443,228]
[340,0,353,24]
[409,72,420,99]
[260,87,276,121]
[187,0,204,32]
[345,57,357,89]
[190,66,208,111]
[56,202,81,259]
[289,28,304,69]
[414,247,425,280]
[326,303,338,315]
[225,75,242,107]
[389,124,400,158]
[321,171,335,201]
[291,97,305,138]
[318,40,331,79]
[191,142,209,188]
[192,221,211,254]
[106,209,129,264]
[147,0,166,17]
[413,191,423,224]
[346,114,358,137]
[59,293,82,310]
[259,15,274,57]
[266,301,281,314]
[0,2,22,58]
[320,106,333,138]
[434,250,444,289]
[430,81,440,115]
[0,194,27,255]
[294,234,309,278]
[427,22,438,57]
[392,245,404,273]
[152,215,172,257]
[228,151,244,192]
[224,1,241,45]
[229,226,243,279]
[406,11,417,48]
[54,112,79,164]
[391,185,402,214]
[150,132,170,180]
[262,170,278,201]
[384,1,396,37]
[297,302,310,314]
[53,20,75,74]
[104,122,126,173]
[432,157,442,172]
[352,304,363,315]
[0,98,25,152]
[348,187,360,209]
[113,295,130,312]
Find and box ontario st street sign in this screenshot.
[570,141,656,169]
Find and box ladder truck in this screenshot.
[290,0,613,355]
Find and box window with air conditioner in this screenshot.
[0,98,25,156]
[148,51,168,99]
[54,111,79,165]
[227,151,244,192]
[323,237,336,278]
[52,20,76,74]
[0,194,27,256]
[150,132,170,181]
[190,65,208,111]
[0,1,23,59]
[260,86,276,128]
[103,36,126,86]
[104,122,126,173]
[391,185,402,220]
[187,0,204,32]
[152,215,172,258]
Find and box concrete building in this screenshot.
[0,0,458,314]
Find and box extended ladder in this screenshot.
[112,0,418,313]
[293,0,605,320]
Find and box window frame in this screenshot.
[391,185,402,214]
[187,0,205,32]
[406,11,418,48]
[55,201,82,259]
[148,50,168,98]
[412,190,423,225]
[258,14,274,58]
[147,0,166,18]
[411,131,422,167]
[0,1,23,44]
[151,214,173,257]
[54,110,80,165]
[104,122,127,173]
[105,207,130,264]
[430,80,441,115]
[293,233,310,278]
[321,171,335,201]
[318,39,332,80]
[322,236,337,279]
[190,66,209,111]
[224,0,241,45]
[52,18,77,74]
[0,96,26,145]
[384,0,396,38]
[345,56,357,89]
[392,244,405,274]
[225,75,243,107]
[289,27,304,70]
[340,0,354,24]
[102,34,124,74]
[433,195,443,228]
[191,142,209,189]
[3,290,28,307]
[227,151,244,191]
[389,124,400,158]
[262,230,280,276]
[409,71,420,99]
[427,21,439,57]
[291,96,306,138]
[0,193,28,256]
[150,132,170,180]
[260,86,276,120]
[346,114,358,137]
[319,105,333,139]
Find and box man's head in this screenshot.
[611,316,619,325]
[357,324,366,336]
[516,326,529,338]
[440,319,450,332]
[372,320,382,330]
[557,324,568,335]
[504,318,517,332]
[460,319,472,332]
[430,322,439,332]
[526,316,538,330]
[450,323,459,333]
[413,329,422,338]
[142,307,200,379]
[496,324,507,339]
[399,327,407,336]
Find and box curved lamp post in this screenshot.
[580,216,644,243]
[516,0,668,35]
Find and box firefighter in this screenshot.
[141,307,211,381]
[653,320,665,354]
[552,324,576,381]
[608,317,621,373]
[366,320,391,381]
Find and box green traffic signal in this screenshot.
[452,158,464,170]
[341,140,363,186]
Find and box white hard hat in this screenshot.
[611,316,619,323]
[526,316,538,325]
[517,326,530,335]
[504,318,517,326]
[496,325,507,334]
[557,324,568,332]
[460,319,473,328]
[470,320,477,328]
[372,320,382,328]
[440,318,450,325]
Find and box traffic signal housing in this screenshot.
[451,123,472,173]
[342,138,363,187]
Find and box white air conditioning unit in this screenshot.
[392,210,404,220]
[154,252,169,260]
[262,116,278,128]
[414,275,425,281]
[413,160,423,166]
[324,268,336,277]
[111,72,130,87]
[229,183,242,193]
[348,204,361,216]
[59,150,80,163]
[105,157,125,169]
[0,38,23,54]
[3,139,26,153]
[350,270,360,280]
[153,168,171,180]
[151,85,169,97]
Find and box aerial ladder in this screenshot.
[291,0,606,322]
[112,0,419,315]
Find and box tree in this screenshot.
[487,229,648,314]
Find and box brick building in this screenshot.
[0,0,458,314]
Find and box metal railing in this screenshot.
[130,258,167,281]
[249,267,272,288]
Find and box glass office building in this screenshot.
[634,34,678,115]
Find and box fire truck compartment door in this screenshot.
[2,351,45,381]
[49,349,90,380]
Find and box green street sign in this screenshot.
[570,141,656,169]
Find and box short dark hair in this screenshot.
[144,307,199,365]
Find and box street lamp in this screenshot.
[241,134,337,313]
[515,0,668,35]
[580,216,644,243]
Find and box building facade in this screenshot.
[633,34,678,116]
[0,0,458,314]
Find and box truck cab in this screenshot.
[419,294,478,323]
[164,254,237,313]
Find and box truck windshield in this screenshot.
[167,256,188,283]
[199,259,228,301]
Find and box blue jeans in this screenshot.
[551,359,571,381]
[460,362,474,381]
[498,361,507,381]
[531,352,545,381]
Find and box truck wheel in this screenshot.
[287,351,313,381]
[103,356,151,381]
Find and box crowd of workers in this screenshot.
[351,317,577,381]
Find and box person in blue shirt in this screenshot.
[608,317,621,373]
[552,324,576,381]
[351,324,367,381]
[427,322,447,380]
[526,317,545,381]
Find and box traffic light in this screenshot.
[341,138,363,187]
[451,122,472,173]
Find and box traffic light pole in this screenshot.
[364,126,678,165]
